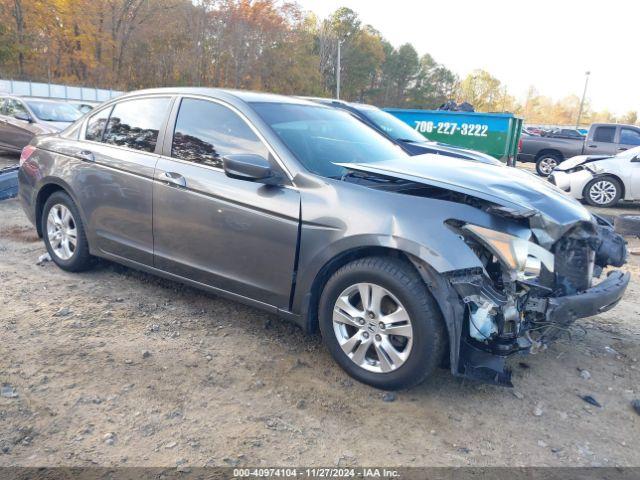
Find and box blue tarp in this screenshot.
[0,166,19,200]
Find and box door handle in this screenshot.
[161,171,187,188]
[617,147,627,151]
[76,150,95,162]
[587,145,597,148]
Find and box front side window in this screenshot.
[103,97,171,153]
[593,126,615,143]
[171,98,268,168]
[620,128,640,146]
[85,106,113,142]
[251,102,407,178]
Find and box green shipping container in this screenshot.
[384,109,523,163]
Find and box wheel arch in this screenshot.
[34,179,86,238]
[300,246,458,372]
[535,149,564,161]
[583,173,626,201]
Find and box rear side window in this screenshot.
[103,97,171,153]
[85,106,112,142]
[593,126,615,143]
[620,128,640,146]
[171,98,268,168]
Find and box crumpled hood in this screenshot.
[341,154,593,232]
[555,154,612,171]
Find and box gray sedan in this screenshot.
[0,95,82,152]
[18,88,629,390]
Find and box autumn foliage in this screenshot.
[0,1,636,125]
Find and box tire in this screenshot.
[535,153,561,177]
[318,256,446,390]
[583,176,622,208]
[42,191,93,272]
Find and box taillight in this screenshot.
[518,138,523,152]
[19,145,36,166]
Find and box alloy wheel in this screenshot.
[46,204,77,260]
[538,157,557,175]
[588,180,617,205]
[332,282,414,373]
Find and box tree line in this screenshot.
[0,0,636,126]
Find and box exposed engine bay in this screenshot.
[341,167,630,386]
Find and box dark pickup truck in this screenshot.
[519,123,640,176]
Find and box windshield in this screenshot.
[25,101,82,122]
[358,106,427,143]
[251,102,408,178]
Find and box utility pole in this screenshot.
[336,40,341,99]
[576,71,590,128]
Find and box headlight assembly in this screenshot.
[462,224,554,280]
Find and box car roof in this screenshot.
[117,87,319,106]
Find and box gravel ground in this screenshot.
[1,153,640,468]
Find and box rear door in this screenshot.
[585,125,618,155]
[72,96,173,265]
[152,96,300,308]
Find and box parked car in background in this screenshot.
[519,122,640,176]
[549,145,640,207]
[543,128,585,139]
[68,100,99,114]
[18,87,629,390]
[305,97,502,165]
[0,95,82,152]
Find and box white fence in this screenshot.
[0,79,123,102]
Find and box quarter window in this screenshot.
[171,98,268,168]
[85,106,113,142]
[103,98,170,153]
[620,128,640,146]
[593,126,616,143]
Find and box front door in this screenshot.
[153,97,300,309]
[0,99,33,150]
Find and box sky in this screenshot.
[296,0,639,115]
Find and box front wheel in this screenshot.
[319,256,445,390]
[583,177,622,207]
[535,154,561,176]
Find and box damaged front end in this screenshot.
[447,215,629,387]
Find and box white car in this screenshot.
[549,146,640,207]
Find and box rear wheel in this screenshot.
[42,191,93,272]
[583,177,622,208]
[535,153,561,176]
[319,256,445,390]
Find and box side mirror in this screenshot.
[14,112,32,122]
[223,154,280,184]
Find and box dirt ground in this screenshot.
[1,152,640,468]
